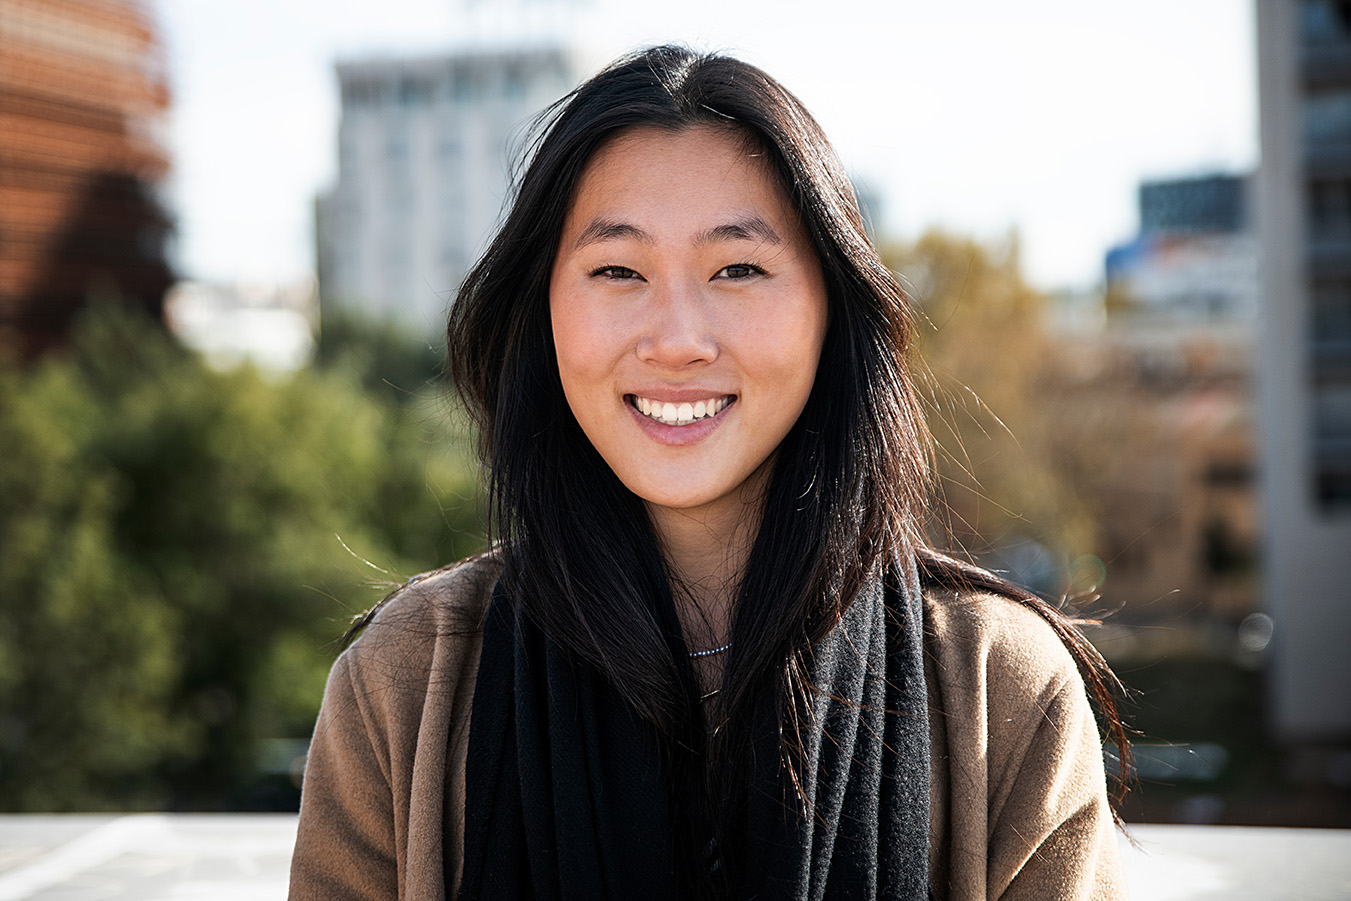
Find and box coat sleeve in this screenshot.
[926,590,1126,901]
[288,648,402,901]
[985,672,1125,901]
[286,556,497,901]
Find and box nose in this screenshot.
[635,281,718,368]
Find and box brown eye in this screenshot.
[715,263,764,280]
[591,265,642,280]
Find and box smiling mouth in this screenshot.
[628,394,733,426]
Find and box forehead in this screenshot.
[587,123,767,173]
[564,125,795,228]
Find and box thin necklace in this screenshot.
[688,641,732,659]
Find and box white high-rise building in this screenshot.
[1255,0,1351,755]
[317,44,577,332]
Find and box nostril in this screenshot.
[635,334,718,367]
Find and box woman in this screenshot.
[290,46,1127,900]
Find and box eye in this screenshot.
[589,265,644,281]
[714,263,765,280]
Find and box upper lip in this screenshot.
[626,388,735,403]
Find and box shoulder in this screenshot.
[921,582,1096,793]
[922,584,1082,699]
[311,551,501,788]
[353,551,503,650]
[339,550,503,699]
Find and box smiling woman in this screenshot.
[289,45,1129,901]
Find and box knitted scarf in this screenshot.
[459,562,930,899]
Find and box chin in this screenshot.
[622,474,723,512]
[633,486,720,511]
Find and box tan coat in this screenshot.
[289,553,1125,900]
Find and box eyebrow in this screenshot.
[697,216,782,247]
[571,219,652,249]
[569,215,783,250]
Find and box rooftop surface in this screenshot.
[0,815,1346,899]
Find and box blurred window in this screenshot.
[1314,385,1351,440]
[452,68,476,102]
[1308,177,1351,238]
[400,77,432,107]
[503,65,525,100]
[1305,90,1351,144]
[1303,0,1351,42]
[1314,381,1351,509]
[1313,282,1351,345]
[343,79,381,107]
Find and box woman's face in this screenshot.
[549,125,828,525]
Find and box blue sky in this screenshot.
[157,0,1257,291]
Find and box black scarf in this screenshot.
[459,562,930,899]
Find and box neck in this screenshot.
[645,471,768,653]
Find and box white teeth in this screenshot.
[632,395,730,426]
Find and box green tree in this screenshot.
[312,308,446,405]
[0,307,484,810]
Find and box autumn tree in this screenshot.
[883,230,1126,598]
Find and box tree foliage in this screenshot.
[884,230,1111,597]
[0,307,484,810]
[312,308,446,405]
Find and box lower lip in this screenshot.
[626,397,734,446]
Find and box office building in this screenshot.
[1105,174,1258,322]
[1254,0,1351,751]
[316,44,576,332]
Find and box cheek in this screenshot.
[550,291,615,420]
[749,299,827,394]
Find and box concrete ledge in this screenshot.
[1120,823,1351,900]
[0,815,1347,899]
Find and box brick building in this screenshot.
[0,0,173,358]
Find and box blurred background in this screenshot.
[0,0,1346,829]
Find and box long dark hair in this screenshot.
[445,44,1128,888]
